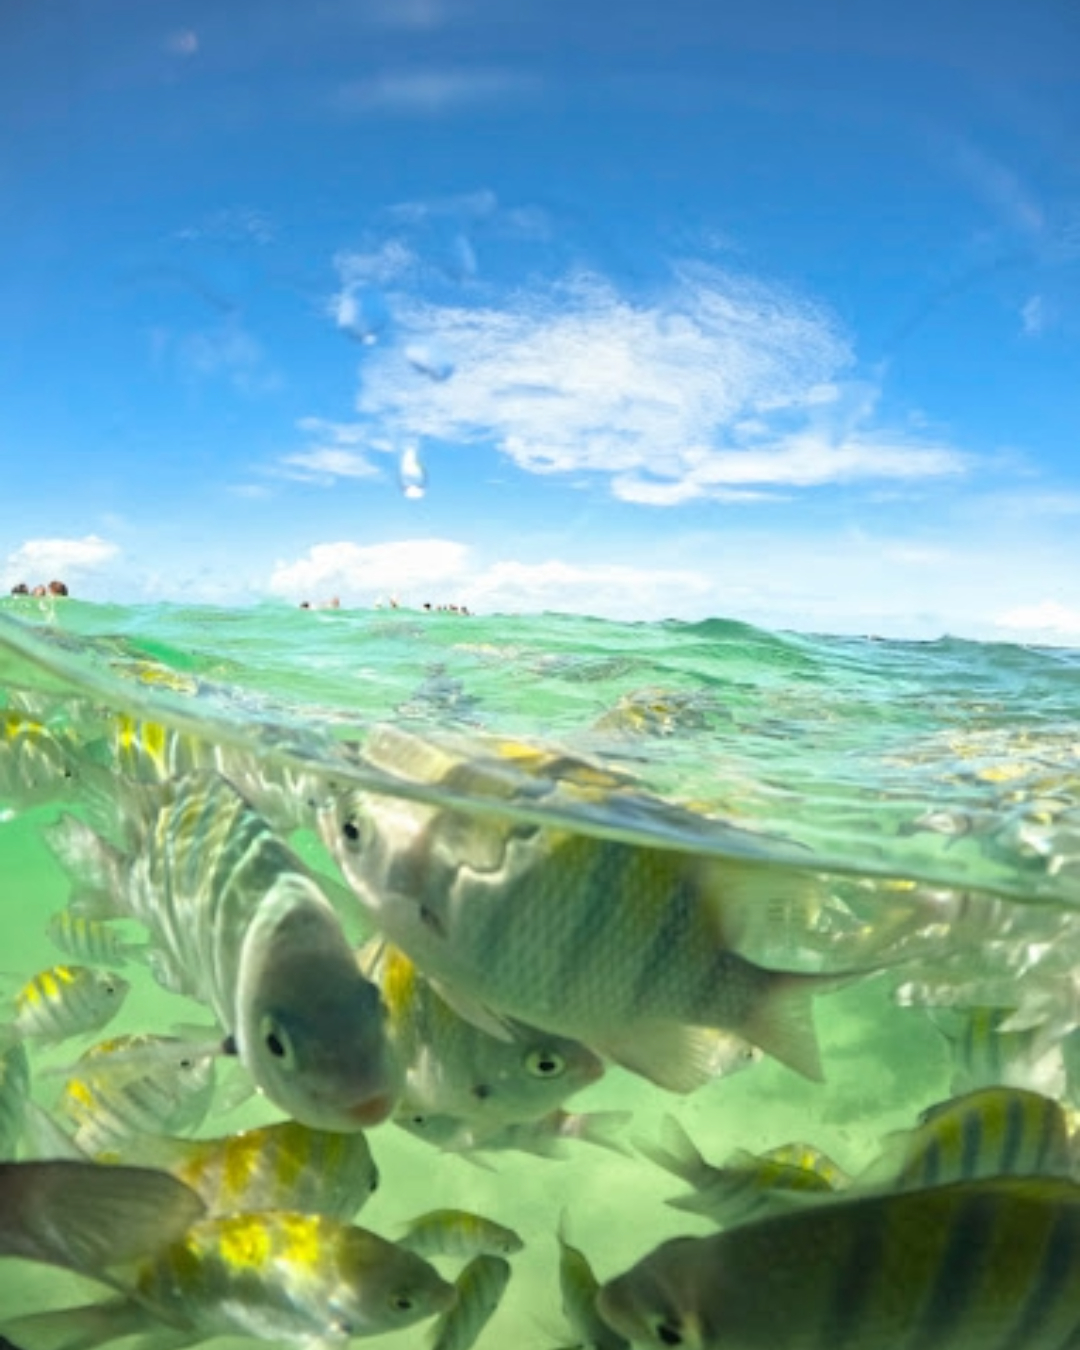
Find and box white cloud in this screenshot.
[5,535,119,584]
[994,599,1080,639]
[269,539,471,602]
[339,261,968,500]
[279,448,381,484]
[333,70,540,116]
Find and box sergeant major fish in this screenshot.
[637,1115,837,1228]
[5,1211,456,1348]
[46,772,398,1131]
[58,1033,217,1157]
[8,964,129,1043]
[113,1119,380,1220]
[431,1254,512,1350]
[323,725,846,1092]
[363,940,604,1127]
[398,1209,523,1260]
[863,1086,1075,1192]
[597,1175,1080,1350]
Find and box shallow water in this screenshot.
[1,598,1079,1347]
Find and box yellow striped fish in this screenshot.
[597,1176,1080,1350]
[113,1119,379,1219]
[365,940,604,1128]
[7,1210,456,1349]
[931,1005,1068,1098]
[431,1254,512,1350]
[142,1212,455,1342]
[10,964,129,1043]
[871,1086,1075,1191]
[58,1033,217,1156]
[0,708,79,810]
[323,724,841,1093]
[761,1141,851,1189]
[46,772,398,1131]
[398,1209,523,1260]
[45,910,147,969]
[637,1115,836,1228]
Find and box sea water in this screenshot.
[1,596,1079,1347]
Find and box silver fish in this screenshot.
[115,1119,380,1219]
[598,1176,1080,1350]
[46,772,398,1131]
[10,964,129,1043]
[398,1209,523,1260]
[431,1254,512,1350]
[637,1115,838,1227]
[58,1033,217,1156]
[364,940,604,1126]
[322,725,840,1092]
[5,1211,455,1349]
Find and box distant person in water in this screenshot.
[31,585,46,597]
[48,580,68,596]
[9,583,28,595]
[299,596,339,610]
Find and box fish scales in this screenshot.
[597,1177,1080,1350]
[47,772,398,1130]
[369,941,603,1127]
[328,761,831,1089]
[892,1088,1073,1190]
[132,1211,455,1344]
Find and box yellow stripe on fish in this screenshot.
[131,1212,456,1344]
[880,1086,1075,1191]
[11,964,129,1042]
[598,1176,1080,1350]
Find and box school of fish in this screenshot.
[4,646,1080,1350]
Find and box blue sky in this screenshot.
[1,0,1078,639]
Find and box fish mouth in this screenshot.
[345,1091,396,1126]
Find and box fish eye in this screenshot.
[259,1016,294,1064]
[342,818,362,846]
[390,1294,415,1313]
[472,1083,493,1100]
[526,1048,566,1078]
[655,1319,684,1347]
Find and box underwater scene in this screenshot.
[2,596,1080,1349]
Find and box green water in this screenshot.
[1,598,1079,1347]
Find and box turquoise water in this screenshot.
[1,597,1079,1346]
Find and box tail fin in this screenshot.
[738,971,829,1082]
[42,816,125,916]
[635,1114,712,1188]
[0,1159,205,1278]
[0,1300,187,1350]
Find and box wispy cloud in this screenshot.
[333,258,969,502]
[4,535,119,584]
[273,418,389,485]
[333,69,540,116]
[279,448,382,484]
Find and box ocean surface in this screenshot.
[2,596,1080,1347]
